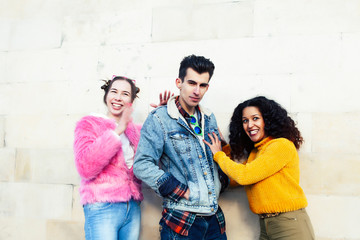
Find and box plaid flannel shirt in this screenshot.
[162,206,226,236]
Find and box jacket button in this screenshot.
[199,155,202,158]
[208,191,212,194]
[211,208,214,212]
[204,172,207,175]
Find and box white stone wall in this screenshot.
[1,0,359,239]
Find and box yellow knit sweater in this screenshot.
[214,137,307,214]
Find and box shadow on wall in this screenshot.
[139,186,163,240]
[220,186,260,240]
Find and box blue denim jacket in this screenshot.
[133,96,222,214]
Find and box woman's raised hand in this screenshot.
[114,103,133,135]
[150,90,174,108]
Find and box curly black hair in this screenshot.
[229,96,303,159]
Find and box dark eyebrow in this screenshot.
[243,114,260,119]
[187,79,209,87]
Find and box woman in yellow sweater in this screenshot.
[204,96,315,240]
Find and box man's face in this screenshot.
[176,68,210,114]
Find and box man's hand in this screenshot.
[183,188,190,200]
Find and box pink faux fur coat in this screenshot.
[74,115,143,205]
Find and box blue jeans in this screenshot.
[160,214,227,240]
[83,200,141,240]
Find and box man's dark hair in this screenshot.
[178,55,215,82]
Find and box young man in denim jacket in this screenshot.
[133,55,228,239]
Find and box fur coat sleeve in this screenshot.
[73,116,122,180]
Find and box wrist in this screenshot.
[213,151,224,163]
[115,125,126,135]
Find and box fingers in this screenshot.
[152,90,174,108]
[164,90,174,100]
[121,103,133,118]
[167,90,174,98]
[208,132,219,143]
[203,132,219,145]
[207,132,215,143]
[203,132,223,155]
[203,139,211,147]
[213,132,219,142]
[125,102,133,111]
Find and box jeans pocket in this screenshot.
[159,219,187,240]
[266,215,299,238]
[85,202,113,211]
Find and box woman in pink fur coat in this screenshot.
[74,76,169,240]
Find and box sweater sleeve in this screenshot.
[73,117,122,180]
[213,139,296,185]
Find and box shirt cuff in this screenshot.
[167,183,188,202]
[158,174,188,201]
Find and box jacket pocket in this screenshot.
[169,131,191,155]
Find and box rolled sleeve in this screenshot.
[158,173,188,201]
